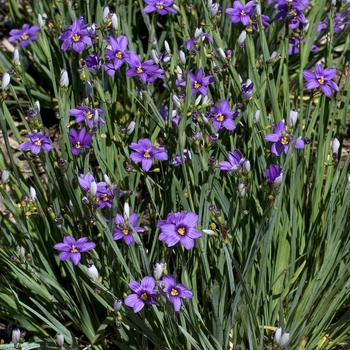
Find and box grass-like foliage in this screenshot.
[1,0,350,349]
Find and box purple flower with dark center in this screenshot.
[85,52,102,73]
[303,64,339,97]
[69,105,105,129]
[54,236,96,265]
[124,276,158,313]
[265,164,283,185]
[160,275,194,311]
[226,1,256,25]
[113,212,145,245]
[188,68,214,96]
[158,211,202,250]
[129,138,168,171]
[288,38,318,55]
[69,127,93,155]
[104,35,130,76]
[143,0,177,15]
[9,24,40,47]
[59,18,92,52]
[19,132,53,154]
[210,100,237,132]
[125,52,164,83]
[265,121,305,156]
[219,149,246,172]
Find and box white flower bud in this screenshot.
[202,95,209,106]
[253,110,260,123]
[90,181,97,196]
[178,50,186,65]
[2,73,10,90]
[280,332,290,346]
[255,3,261,15]
[114,299,122,312]
[34,100,40,112]
[85,81,92,98]
[38,14,45,28]
[164,40,170,53]
[238,183,246,197]
[207,0,212,7]
[202,229,215,235]
[273,327,282,344]
[172,4,179,11]
[150,49,159,64]
[19,246,25,257]
[195,95,202,106]
[123,202,130,219]
[237,30,247,48]
[218,48,226,60]
[127,120,136,134]
[1,169,10,183]
[209,3,220,17]
[13,48,20,66]
[102,6,110,22]
[93,109,99,125]
[172,94,181,108]
[274,172,283,185]
[332,137,340,154]
[288,109,298,127]
[12,328,20,345]
[151,37,158,48]
[103,174,111,186]
[56,333,64,347]
[60,69,69,88]
[154,262,166,280]
[243,159,250,173]
[30,186,36,201]
[111,13,118,29]
[87,264,99,279]
[194,28,203,39]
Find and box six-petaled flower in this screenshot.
[219,149,247,172]
[124,276,158,313]
[210,100,237,132]
[9,24,40,47]
[69,105,105,129]
[69,127,94,155]
[59,18,92,52]
[19,132,53,154]
[188,68,214,96]
[129,138,168,171]
[226,1,256,25]
[160,275,194,311]
[113,212,145,245]
[54,236,96,265]
[143,0,177,15]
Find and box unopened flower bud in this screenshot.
[19,246,25,257]
[103,174,111,186]
[56,333,64,347]
[332,137,340,155]
[114,299,122,312]
[13,48,20,66]
[243,159,250,173]
[241,79,254,100]
[1,169,10,183]
[127,120,136,134]
[288,109,298,127]
[87,263,99,279]
[237,30,247,48]
[164,40,170,53]
[202,229,215,235]
[253,110,260,123]
[12,328,20,345]
[60,69,69,88]
[218,48,226,60]
[172,94,181,108]
[178,50,186,65]
[38,14,46,28]
[194,27,203,39]
[90,181,97,196]
[238,183,246,197]
[102,6,110,22]
[30,186,36,201]
[2,72,10,90]
[85,81,92,98]
[209,3,220,16]
[123,202,130,219]
[154,262,166,280]
[150,49,159,64]
[34,100,40,112]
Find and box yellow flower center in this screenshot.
[240,10,246,16]
[72,34,81,42]
[75,142,81,149]
[123,228,129,235]
[137,66,143,74]
[156,2,163,9]
[21,33,29,40]
[318,77,325,85]
[194,81,201,89]
[141,293,148,301]
[170,288,179,296]
[34,139,42,146]
[115,51,122,59]
[101,194,109,202]
[281,137,289,145]
[177,227,185,235]
[144,150,151,158]
[87,112,93,119]
[217,114,224,122]
[71,245,78,253]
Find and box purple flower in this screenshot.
[69,105,105,129]
[125,52,164,83]
[241,79,254,100]
[129,138,168,171]
[303,64,339,97]
[265,121,305,156]
[219,149,246,172]
[69,128,93,155]
[54,236,96,265]
[158,211,202,250]
[9,24,40,47]
[288,38,318,55]
[210,100,237,132]
[85,52,102,73]
[172,149,192,167]
[124,276,158,313]
[187,68,214,96]
[19,132,53,154]
[186,28,214,50]
[160,275,194,311]
[226,1,256,25]
[59,18,92,53]
[143,0,177,15]
[265,164,283,185]
[113,212,145,245]
[104,36,130,76]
